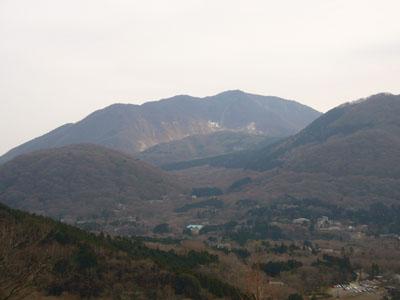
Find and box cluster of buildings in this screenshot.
[186,224,204,235]
[291,216,373,240]
[292,216,350,232]
[317,216,342,231]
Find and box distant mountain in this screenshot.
[138,131,281,166]
[0,203,248,300]
[0,90,321,163]
[168,93,400,175]
[0,144,183,220]
[165,93,400,206]
[244,93,400,177]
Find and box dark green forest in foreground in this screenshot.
[0,203,248,300]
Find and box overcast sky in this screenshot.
[1,0,399,155]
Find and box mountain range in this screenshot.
[0,90,321,164]
[1,92,399,231]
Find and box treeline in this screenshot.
[249,196,341,221]
[250,196,400,235]
[261,260,303,277]
[262,241,305,254]
[199,220,284,245]
[152,223,171,234]
[212,245,251,260]
[199,221,238,234]
[228,220,285,245]
[191,187,223,197]
[312,254,356,283]
[346,202,400,235]
[228,177,252,192]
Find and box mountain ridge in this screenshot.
[0,90,321,163]
[245,92,400,176]
[165,93,400,174]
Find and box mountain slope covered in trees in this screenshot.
[0,203,249,300]
[0,144,183,220]
[244,93,400,177]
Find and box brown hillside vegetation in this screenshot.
[0,144,184,220]
[270,93,400,178]
[241,93,400,206]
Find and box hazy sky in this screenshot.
[1,0,399,155]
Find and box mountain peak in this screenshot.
[216,89,248,96]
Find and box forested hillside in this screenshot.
[0,144,184,220]
[0,203,249,300]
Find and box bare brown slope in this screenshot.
[0,144,184,219]
[138,131,273,166]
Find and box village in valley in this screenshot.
[64,190,400,300]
